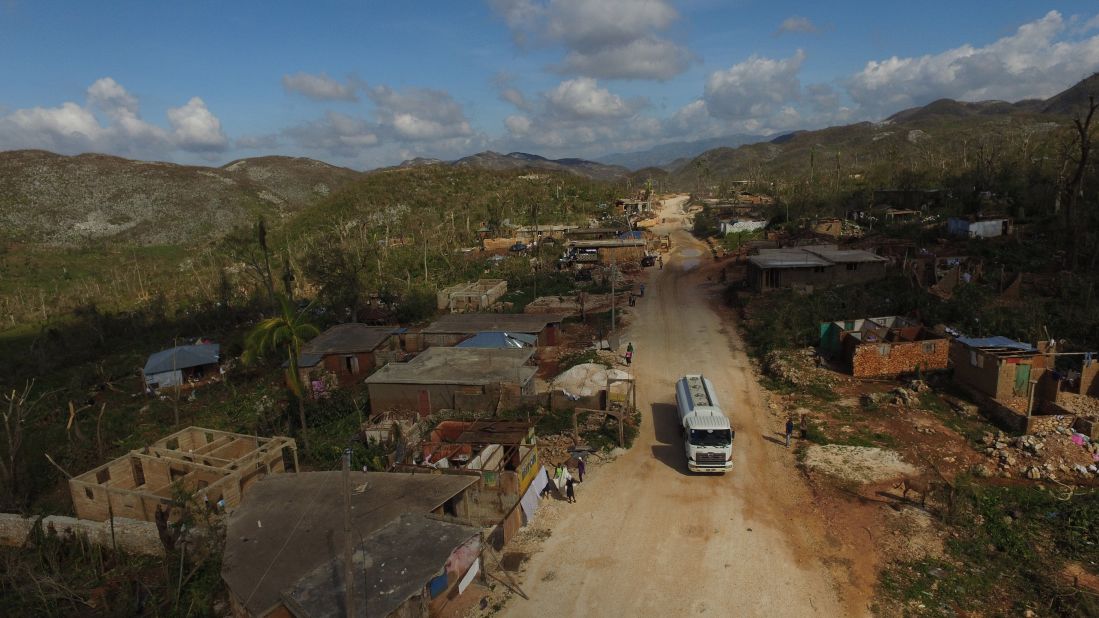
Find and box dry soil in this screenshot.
[501,196,870,617]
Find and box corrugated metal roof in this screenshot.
[803,246,888,264]
[301,323,397,355]
[143,344,219,375]
[955,336,1036,352]
[748,249,832,268]
[455,331,537,349]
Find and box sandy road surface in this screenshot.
[502,196,863,617]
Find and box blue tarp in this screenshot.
[955,336,1035,352]
[618,230,644,240]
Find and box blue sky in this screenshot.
[1,1,1098,169]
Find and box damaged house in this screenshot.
[436,279,508,312]
[819,316,949,378]
[142,343,219,391]
[747,245,889,292]
[295,323,403,393]
[365,347,537,415]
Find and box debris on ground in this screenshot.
[979,429,1099,480]
[803,445,919,484]
[763,347,836,387]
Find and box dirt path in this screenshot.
[502,196,867,617]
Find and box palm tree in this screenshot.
[243,294,320,451]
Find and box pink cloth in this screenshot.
[1071,433,1086,446]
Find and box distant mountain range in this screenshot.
[668,72,1099,189]
[396,150,629,182]
[595,133,771,171]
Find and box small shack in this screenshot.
[420,313,565,347]
[297,324,401,391]
[950,336,1045,403]
[820,316,949,377]
[947,217,1011,239]
[365,347,537,415]
[69,427,296,523]
[222,471,480,618]
[142,343,219,390]
[436,279,508,312]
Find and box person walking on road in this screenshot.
[785,418,794,448]
[639,283,646,297]
[565,477,576,503]
[625,342,634,366]
[577,456,586,482]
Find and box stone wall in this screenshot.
[849,338,949,378]
[0,514,167,556]
[1025,413,1076,434]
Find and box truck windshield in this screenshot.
[689,429,731,447]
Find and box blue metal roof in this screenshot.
[955,336,1035,352]
[455,331,537,349]
[143,343,219,375]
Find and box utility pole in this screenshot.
[342,448,355,618]
[610,252,617,334]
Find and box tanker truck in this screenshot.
[674,374,734,473]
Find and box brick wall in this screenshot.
[849,338,949,377]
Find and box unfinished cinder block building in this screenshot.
[436,279,507,312]
[69,427,297,523]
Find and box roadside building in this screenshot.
[566,227,627,241]
[819,316,949,377]
[420,313,565,347]
[222,471,481,618]
[142,343,219,391]
[366,347,537,415]
[415,420,543,533]
[747,245,888,292]
[564,238,647,265]
[69,427,296,523]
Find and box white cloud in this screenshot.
[282,72,359,101]
[367,85,473,141]
[847,10,1099,117]
[705,50,806,120]
[559,37,691,80]
[505,114,532,135]
[167,97,228,152]
[283,111,379,157]
[490,0,691,80]
[776,16,819,35]
[545,77,635,119]
[0,77,226,157]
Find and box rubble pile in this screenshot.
[763,348,836,387]
[980,429,1099,481]
[1056,393,1099,418]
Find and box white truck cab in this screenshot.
[674,374,734,473]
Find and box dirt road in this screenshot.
[502,196,864,617]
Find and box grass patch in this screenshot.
[879,479,1099,616]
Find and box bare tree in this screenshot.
[1,381,50,500]
[1061,95,1098,267]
